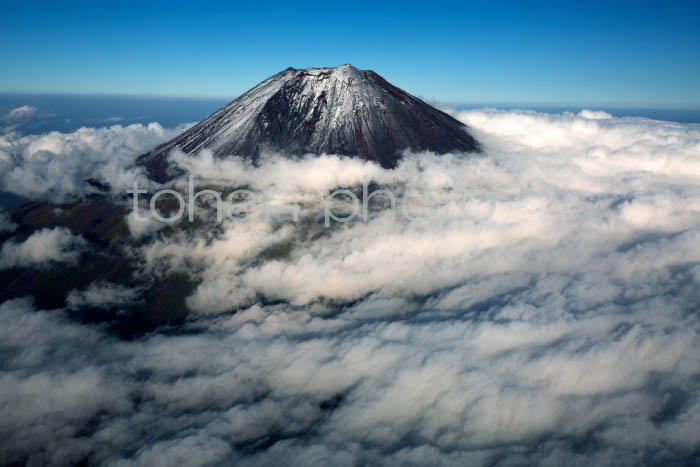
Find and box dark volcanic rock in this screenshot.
[138,64,479,181]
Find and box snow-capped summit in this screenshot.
[139,64,479,180]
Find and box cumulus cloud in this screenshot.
[0,210,16,233]
[126,206,166,239]
[147,109,700,315]
[0,122,191,201]
[2,110,700,465]
[0,227,86,270]
[2,274,699,465]
[66,282,141,309]
[5,105,39,120]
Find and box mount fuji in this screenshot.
[138,64,480,180]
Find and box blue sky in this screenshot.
[1,0,699,107]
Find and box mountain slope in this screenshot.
[138,64,479,180]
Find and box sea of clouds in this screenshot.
[1,109,700,466]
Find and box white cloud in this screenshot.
[0,210,16,233]
[5,105,38,120]
[0,122,191,201]
[2,110,700,465]
[0,227,86,269]
[143,109,700,314]
[66,282,141,309]
[126,206,165,239]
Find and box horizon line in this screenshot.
[1,91,699,112]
